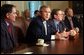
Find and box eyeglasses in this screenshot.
[40,11,51,13]
[58,14,65,15]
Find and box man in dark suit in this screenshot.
[1,4,18,53]
[64,8,80,32]
[51,9,70,40]
[25,5,55,44]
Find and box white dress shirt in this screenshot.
[43,21,47,35]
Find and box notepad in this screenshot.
[23,52,33,54]
[43,43,49,46]
[36,43,49,46]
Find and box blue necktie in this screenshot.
[57,24,59,32]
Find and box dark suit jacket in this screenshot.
[1,19,17,53]
[63,16,80,31]
[25,16,55,43]
[50,19,67,33]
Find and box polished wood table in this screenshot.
[12,32,83,54]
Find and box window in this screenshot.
[28,1,42,18]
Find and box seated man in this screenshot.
[25,5,55,44]
[64,8,80,33]
[51,9,69,40]
[50,9,77,40]
[1,4,18,53]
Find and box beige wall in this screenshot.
[1,1,6,6]
[1,1,27,15]
[45,1,69,11]
[1,1,69,15]
[11,1,27,15]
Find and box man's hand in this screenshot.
[70,29,77,36]
[55,32,68,40]
[55,32,62,39]
[61,31,70,38]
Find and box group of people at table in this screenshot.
[1,4,81,53]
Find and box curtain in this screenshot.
[28,1,42,18]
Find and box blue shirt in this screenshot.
[53,19,60,32]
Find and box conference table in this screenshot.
[12,32,83,54]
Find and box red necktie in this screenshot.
[8,24,12,35]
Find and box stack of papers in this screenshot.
[36,43,49,46]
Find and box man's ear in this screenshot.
[6,13,10,18]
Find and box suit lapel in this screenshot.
[66,17,72,29]
[4,21,16,46]
[47,21,50,35]
[3,21,12,37]
[38,17,45,35]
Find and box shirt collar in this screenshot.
[67,16,72,20]
[5,21,9,26]
[43,21,46,24]
[53,19,59,24]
